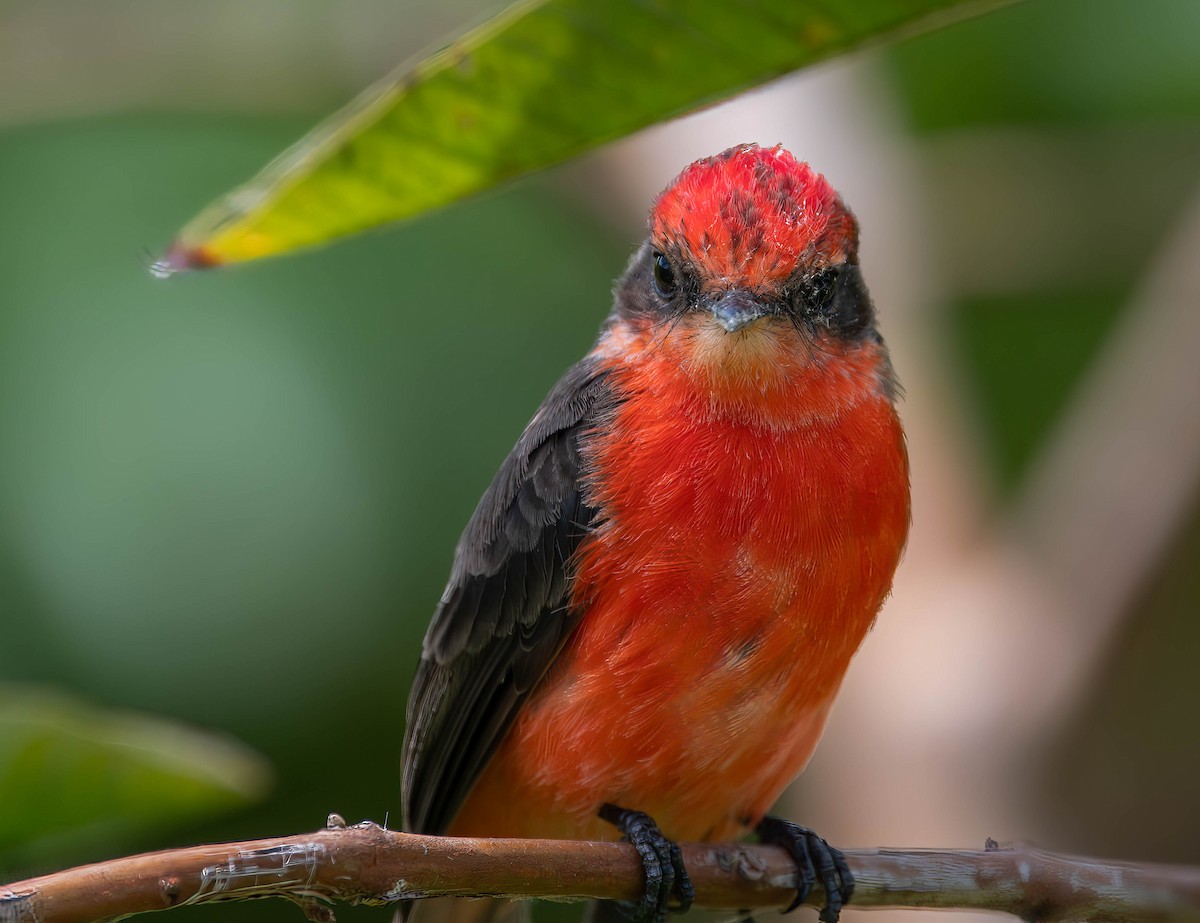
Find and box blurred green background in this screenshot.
[1,0,1198,920]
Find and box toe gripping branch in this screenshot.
[599,803,695,923]
[756,817,854,923]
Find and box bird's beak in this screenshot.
[711,291,770,333]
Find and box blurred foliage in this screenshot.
[0,685,268,869]
[0,115,622,919]
[893,0,1200,863]
[952,288,1126,491]
[890,0,1200,129]
[891,0,1200,492]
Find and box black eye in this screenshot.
[805,267,840,311]
[796,264,873,337]
[652,251,677,299]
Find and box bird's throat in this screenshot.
[599,317,892,430]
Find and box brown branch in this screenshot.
[2,818,1198,923]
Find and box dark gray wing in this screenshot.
[401,355,615,834]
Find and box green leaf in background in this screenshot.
[164,0,1017,270]
[0,685,270,869]
[891,0,1200,130]
[952,288,1128,493]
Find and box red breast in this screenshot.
[450,312,909,841]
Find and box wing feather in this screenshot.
[401,356,614,834]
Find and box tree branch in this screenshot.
[2,818,1198,923]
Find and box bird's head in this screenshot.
[608,145,892,414]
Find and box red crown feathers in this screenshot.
[650,144,857,290]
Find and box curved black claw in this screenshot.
[756,816,854,923]
[599,803,694,922]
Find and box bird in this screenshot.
[400,143,911,923]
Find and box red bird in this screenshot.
[402,144,910,923]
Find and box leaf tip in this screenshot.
[150,241,222,278]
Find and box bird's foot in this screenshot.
[599,803,694,922]
[755,816,853,923]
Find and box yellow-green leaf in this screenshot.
[0,686,271,866]
[164,0,1016,270]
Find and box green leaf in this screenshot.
[890,0,1200,131]
[164,0,1017,270]
[0,685,271,867]
[952,287,1128,492]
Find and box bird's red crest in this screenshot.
[650,144,856,290]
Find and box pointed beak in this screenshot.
[711,291,770,333]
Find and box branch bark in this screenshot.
[2,819,1198,923]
